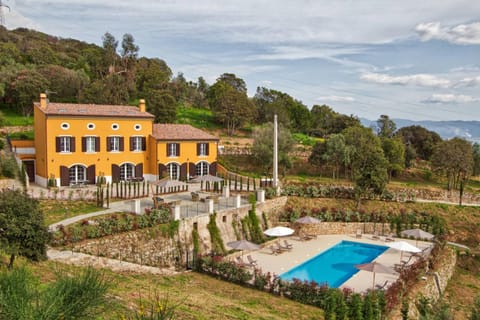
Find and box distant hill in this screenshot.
[361,118,480,143]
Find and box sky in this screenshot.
[3,0,480,121]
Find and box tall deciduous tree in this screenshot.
[381,137,405,178]
[6,69,50,116]
[321,133,352,179]
[431,137,473,204]
[207,74,255,135]
[0,189,49,268]
[472,143,480,176]
[343,126,388,204]
[251,123,294,176]
[146,89,177,123]
[376,114,396,138]
[102,32,118,72]
[396,125,442,161]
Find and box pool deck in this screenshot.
[243,234,432,293]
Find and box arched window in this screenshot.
[69,165,86,183]
[166,163,180,180]
[120,163,135,181]
[195,161,209,176]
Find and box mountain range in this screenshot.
[361,118,480,143]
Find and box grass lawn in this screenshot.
[1,109,34,126]
[28,260,324,320]
[39,199,102,225]
[176,106,221,131]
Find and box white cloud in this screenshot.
[317,95,355,102]
[261,80,273,86]
[361,72,451,88]
[423,93,479,103]
[454,76,480,88]
[415,21,480,45]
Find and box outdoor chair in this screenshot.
[355,229,363,238]
[299,231,315,241]
[269,245,282,255]
[247,255,258,266]
[283,239,293,249]
[276,242,290,252]
[372,231,381,240]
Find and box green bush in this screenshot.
[0,155,18,178]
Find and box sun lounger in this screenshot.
[299,231,315,241]
[356,229,363,238]
[372,231,381,240]
[375,280,389,290]
[385,233,395,242]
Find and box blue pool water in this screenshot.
[280,240,388,288]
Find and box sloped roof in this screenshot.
[152,124,218,141]
[34,102,154,118]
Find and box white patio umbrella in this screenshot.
[401,228,435,246]
[355,261,394,290]
[387,241,421,262]
[263,226,295,237]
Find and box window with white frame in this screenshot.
[166,163,180,180]
[198,143,208,156]
[167,143,179,157]
[59,136,71,152]
[85,136,96,152]
[120,163,135,181]
[109,136,120,152]
[196,161,209,176]
[131,136,143,151]
[69,165,86,183]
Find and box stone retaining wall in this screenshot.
[297,221,392,237]
[178,196,288,253]
[388,247,457,320]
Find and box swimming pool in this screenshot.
[280,240,388,288]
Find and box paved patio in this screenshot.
[242,234,432,293]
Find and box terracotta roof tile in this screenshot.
[34,102,154,118]
[152,124,218,140]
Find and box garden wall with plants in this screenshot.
[281,183,480,205]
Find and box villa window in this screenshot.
[197,143,209,156]
[166,163,180,180]
[107,136,124,152]
[56,136,75,153]
[167,143,180,157]
[69,165,86,183]
[82,136,99,153]
[130,136,146,152]
[120,163,135,181]
[196,161,209,176]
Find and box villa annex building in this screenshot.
[12,93,219,187]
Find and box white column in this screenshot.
[256,189,265,203]
[207,199,214,214]
[223,185,230,198]
[273,114,278,192]
[235,194,241,208]
[133,199,141,214]
[172,205,181,220]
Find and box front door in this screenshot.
[23,160,35,182]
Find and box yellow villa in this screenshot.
[12,93,219,187]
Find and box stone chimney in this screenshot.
[139,99,146,112]
[40,93,47,109]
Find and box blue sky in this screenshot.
[4,0,480,121]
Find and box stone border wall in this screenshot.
[296,222,392,237]
[388,247,457,320]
